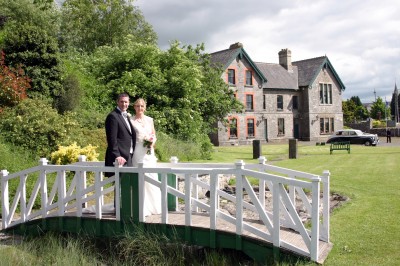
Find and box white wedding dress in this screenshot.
[131,115,162,217]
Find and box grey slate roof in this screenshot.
[255,62,298,90]
[292,56,326,87]
[210,48,241,69]
[210,46,345,91]
[292,56,345,90]
[210,47,267,84]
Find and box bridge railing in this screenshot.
[1,156,330,262]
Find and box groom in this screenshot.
[104,92,136,177]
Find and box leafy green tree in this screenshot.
[0,0,63,99]
[59,0,157,53]
[370,97,389,120]
[342,99,356,123]
[0,0,59,37]
[85,39,243,143]
[342,96,369,123]
[350,96,369,120]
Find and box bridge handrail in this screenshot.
[1,155,330,263]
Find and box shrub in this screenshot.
[0,50,31,109]
[0,98,79,157]
[50,142,99,165]
[54,73,83,114]
[155,132,213,162]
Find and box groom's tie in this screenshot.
[122,112,131,133]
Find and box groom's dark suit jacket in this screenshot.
[104,108,136,177]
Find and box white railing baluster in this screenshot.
[321,170,330,242]
[209,172,218,230]
[184,173,192,226]
[161,173,168,223]
[39,158,48,219]
[272,182,281,248]
[310,177,321,262]
[138,162,144,222]
[58,170,66,216]
[1,170,10,229]
[94,171,102,219]
[235,160,245,236]
[20,174,27,223]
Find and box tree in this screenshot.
[0,0,63,99]
[370,97,389,120]
[85,39,243,142]
[342,96,369,123]
[59,0,157,53]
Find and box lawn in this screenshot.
[195,142,400,266]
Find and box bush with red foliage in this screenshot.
[0,50,31,109]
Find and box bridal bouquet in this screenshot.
[143,134,155,155]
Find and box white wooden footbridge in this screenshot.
[0,156,332,264]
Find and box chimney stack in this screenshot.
[229,42,243,49]
[278,48,292,72]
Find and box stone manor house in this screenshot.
[209,42,345,146]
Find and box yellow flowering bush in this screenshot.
[51,142,99,165]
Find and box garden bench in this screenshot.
[330,141,350,154]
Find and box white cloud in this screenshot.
[136,0,400,103]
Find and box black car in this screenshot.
[326,129,379,146]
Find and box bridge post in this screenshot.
[321,170,330,242]
[77,155,87,210]
[1,169,10,229]
[234,160,245,250]
[258,156,267,207]
[310,176,321,262]
[167,157,178,211]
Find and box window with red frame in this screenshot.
[228,69,235,85]
[245,70,253,85]
[247,118,255,137]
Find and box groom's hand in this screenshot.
[116,156,126,166]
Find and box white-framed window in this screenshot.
[277,95,283,110]
[319,83,332,104]
[319,117,335,134]
[278,118,285,135]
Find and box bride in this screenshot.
[130,98,162,216]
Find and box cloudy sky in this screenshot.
[135,0,400,104]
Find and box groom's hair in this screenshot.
[117,92,130,100]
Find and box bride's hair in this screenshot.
[133,98,146,111]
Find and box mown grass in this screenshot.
[1,140,399,265]
[196,142,400,266]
